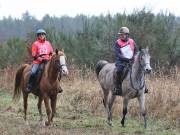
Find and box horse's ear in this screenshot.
[55,49,58,55]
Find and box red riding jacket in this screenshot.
[31,39,53,64]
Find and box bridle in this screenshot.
[138,52,150,72]
[58,64,67,72]
[129,51,146,92]
[56,55,67,74]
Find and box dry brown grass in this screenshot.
[0,66,17,91]
[0,65,179,123]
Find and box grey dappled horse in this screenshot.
[96,47,152,128]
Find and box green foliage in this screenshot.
[0,9,180,69]
[0,38,26,68]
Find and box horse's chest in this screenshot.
[40,80,58,90]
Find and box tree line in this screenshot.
[0,9,180,70]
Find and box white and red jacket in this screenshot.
[114,38,136,62]
[32,39,53,64]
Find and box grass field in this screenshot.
[0,90,179,135]
[0,67,179,135]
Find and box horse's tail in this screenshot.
[95,60,108,77]
[13,64,27,102]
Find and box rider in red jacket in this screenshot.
[26,29,53,92]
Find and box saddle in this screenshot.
[113,62,132,82]
[124,63,132,79]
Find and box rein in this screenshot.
[129,66,145,90]
[58,64,66,68]
[129,53,146,94]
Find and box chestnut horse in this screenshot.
[13,49,68,126]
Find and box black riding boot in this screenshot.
[26,74,35,92]
[113,71,123,96]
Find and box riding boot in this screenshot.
[26,74,35,92]
[113,71,123,96]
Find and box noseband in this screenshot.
[58,64,67,71]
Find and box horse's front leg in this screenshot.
[106,91,115,126]
[138,93,147,128]
[121,97,129,127]
[37,96,43,122]
[50,95,57,122]
[44,94,52,126]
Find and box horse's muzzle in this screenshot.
[59,64,69,75]
[62,69,69,75]
[145,68,152,74]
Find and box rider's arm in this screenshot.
[32,43,37,59]
[32,43,42,62]
[114,42,121,58]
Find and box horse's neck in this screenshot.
[131,56,144,84]
[45,61,59,82]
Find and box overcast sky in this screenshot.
[0,0,179,20]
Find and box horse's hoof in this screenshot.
[39,120,45,126]
[45,121,51,126]
[121,124,125,127]
[144,124,147,129]
[121,122,125,127]
[107,121,113,127]
[122,125,125,128]
[25,121,29,126]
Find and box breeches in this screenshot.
[30,64,41,76]
[115,62,126,74]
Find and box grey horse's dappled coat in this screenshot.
[96,47,152,128]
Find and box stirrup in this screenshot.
[26,87,31,92]
[26,84,32,92]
